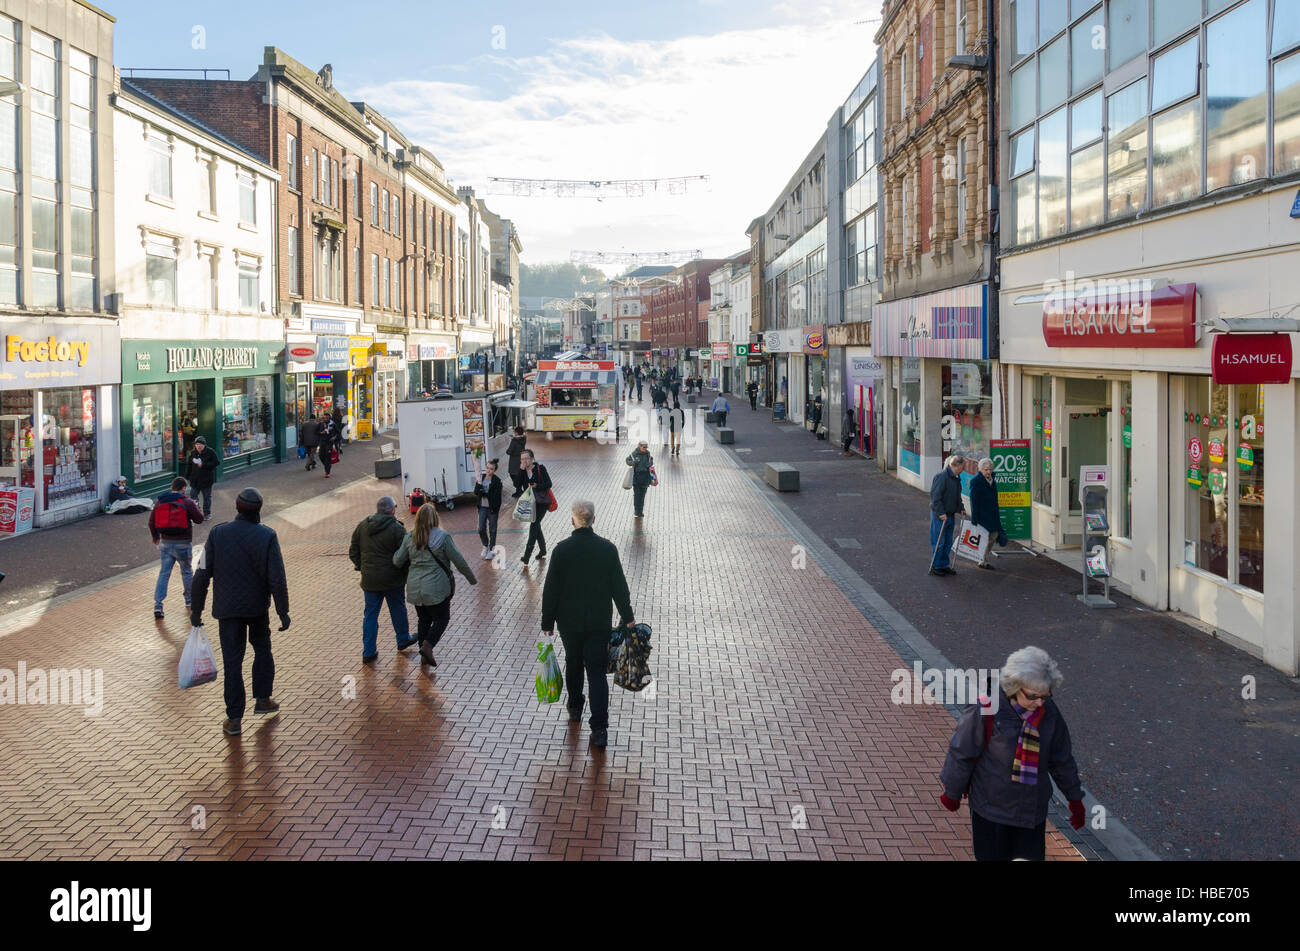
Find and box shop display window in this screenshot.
[1030,374,1053,506]
[1118,381,1133,538]
[132,382,174,481]
[43,387,97,509]
[177,379,200,461]
[0,389,36,488]
[898,361,921,474]
[941,360,992,473]
[222,376,273,458]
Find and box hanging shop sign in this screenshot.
[286,340,317,364]
[802,326,825,355]
[711,343,731,360]
[372,355,403,372]
[316,336,351,371]
[0,321,120,390]
[735,344,750,358]
[1210,333,1292,385]
[1042,282,1199,348]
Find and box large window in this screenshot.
[68,47,95,310]
[31,30,59,309]
[238,171,256,225]
[0,15,19,305]
[369,182,378,225]
[44,387,97,509]
[222,376,274,458]
[288,226,300,296]
[147,132,171,198]
[131,383,174,481]
[287,134,298,190]
[238,260,259,312]
[146,244,177,307]
[370,253,379,306]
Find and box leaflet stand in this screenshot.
[1078,465,1115,608]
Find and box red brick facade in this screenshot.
[649,260,725,353]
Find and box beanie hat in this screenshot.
[235,487,263,512]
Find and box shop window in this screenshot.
[1031,374,1053,506]
[43,387,97,509]
[898,359,921,474]
[222,376,274,458]
[1118,381,1133,538]
[177,380,199,460]
[941,361,991,472]
[1235,385,1264,593]
[0,389,35,488]
[1206,0,1266,191]
[132,382,173,481]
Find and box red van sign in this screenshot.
[1211,333,1292,384]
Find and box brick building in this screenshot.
[648,259,725,380]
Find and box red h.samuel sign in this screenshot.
[1211,334,1292,384]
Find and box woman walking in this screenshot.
[519,448,553,565]
[475,458,503,559]
[939,646,1086,861]
[970,457,1007,570]
[668,400,685,456]
[393,503,477,667]
[626,440,654,518]
[317,412,336,478]
[331,408,345,457]
[506,426,527,498]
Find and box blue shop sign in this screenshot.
[316,336,351,371]
[311,318,349,334]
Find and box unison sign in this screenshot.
[167,346,259,374]
[1211,334,1293,384]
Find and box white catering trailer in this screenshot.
[396,391,514,507]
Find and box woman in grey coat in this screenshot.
[939,646,1086,860]
[393,503,477,667]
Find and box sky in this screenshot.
[108,0,884,271]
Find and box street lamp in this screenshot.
[0,80,23,98]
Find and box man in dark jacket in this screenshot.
[349,495,413,661]
[185,436,220,517]
[541,499,635,748]
[506,426,527,498]
[929,454,967,576]
[148,475,204,619]
[190,488,290,736]
[519,449,552,566]
[300,416,321,471]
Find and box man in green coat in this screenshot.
[349,495,414,662]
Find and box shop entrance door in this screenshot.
[1061,397,1109,547]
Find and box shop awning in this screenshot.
[536,369,618,387]
[495,400,537,409]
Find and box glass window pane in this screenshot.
[31,114,57,180]
[1031,374,1052,507]
[1152,98,1202,206]
[69,127,93,188]
[1039,108,1068,237]
[1235,384,1264,593]
[1108,0,1148,69]
[1206,0,1266,191]
[1153,0,1199,47]
[1011,61,1037,129]
[70,204,93,256]
[1012,0,1036,61]
[1118,382,1133,537]
[147,254,175,306]
[1071,89,1103,147]
[1011,172,1037,245]
[1011,127,1036,177]
[1071,0,1097,19]
[32,198,56,251]
[1070,140,1104,229]
[1275,0,1300,54]
[1274,52,1300,175]
[1040,0,1068,41]
[1183,378,1229,580]
[1108,79,1148,218]
[1039,35,1068,111]
[1151,36,1199,112]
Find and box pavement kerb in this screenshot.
[709,434,1161,862]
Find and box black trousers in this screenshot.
[190,483,213,517]
[524,505,548,560]
[560,629,609,731]
[415,599,452,648]
[217,615,274,721]
[749,393,757,410]
[715,411,727,428]
[633,483,648,516]
[320,446,332,475]
[971,810,1047,861]
[509,470,526,496]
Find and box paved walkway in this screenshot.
[0,405,1080,860]
[697,388,1299,861]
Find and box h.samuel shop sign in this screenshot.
[1211,334,1293,384]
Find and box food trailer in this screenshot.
[396,391,514,506]
[528,358,620,438]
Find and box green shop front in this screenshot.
[121,340,285,494]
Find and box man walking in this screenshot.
[929,455,967,577]
[747,379,758,411]
[635,366,644,402]
[842,406,858,456]
[300,415,320,471]
[710,391,731,429]
[317,412,336,478]
[541,500,635,749]
[185,436,220,518]
[349,495,415,662]
[190,488,290,736]
[148,475,204,620]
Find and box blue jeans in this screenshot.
[477,505,498,550]
[930,513,956,570]
[154,541,193,610]
[362,587,410,656]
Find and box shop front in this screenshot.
[872,282,994,491]
[121,339,283,495]
[459,327,495,393]
[372,352,404,432]
[347,335,374,440]
[803,326,825,432]
[285,334,349,450]
[763,329,799,422]
[407,336,458,395]
[0,320,121,530]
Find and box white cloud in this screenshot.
[356,0,882,268]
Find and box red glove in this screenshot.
[939,793,960,812]
[1068,800,1086,830]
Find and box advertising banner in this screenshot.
[990,439,1031,539]
[1211,333,1292,384]
[316,336,351,371]
[1042,282,1199,348]
[1,321,121,390]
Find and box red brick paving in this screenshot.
[0,411,1080,860]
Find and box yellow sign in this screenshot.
[6,334,90,366]
[355,419,372,440]
[540,413,609,433]
[998,491,1031,509]
[350,348,371,369]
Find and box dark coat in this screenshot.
[300,420,321,449]
[191,514,289,621]
[940,692,1084,829]
[970,473,1004,536]
[523,461,552,496]
[349,513,409,591]
[541,526,634,635]
[929,465,964,517]
[318,418,338,450]
[626,449,653,487]
[474,473,503,512]
[148,490,204,542]
[185,445,220,489]
[506,435,527,475]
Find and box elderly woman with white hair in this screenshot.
[939,646,1086,860]
[969,457,1007,569]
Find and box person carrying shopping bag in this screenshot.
[519,449,553,566]
[393,503,477,668]
[626,440,654,518]
[506,426,528,498]
[970,457,1007,570]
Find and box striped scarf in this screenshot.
[1010,698,1046,785]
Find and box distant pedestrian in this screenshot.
[317,413,337,478]
[635,369,644,402]
[929,454,967,576]
[185,436,220,518]
[300,416,320,470]
[626,440,654,517]
[842,406,857,455]
[107,475,152,515]
[506,425,528,497]
[475,458,503,559]
[331,408,345,456]
[939,646,1086,861]
[394,502,478,667]
[710,392,730,429]
[668,400,685,456]
[747,380,758,411]
[519,449,553,565]
[349,495,414,663]
[970,457,1007,570]
[811,392,824,436]
[540,499,636,749]
[190,488,290,736]
[148,475,204,620]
